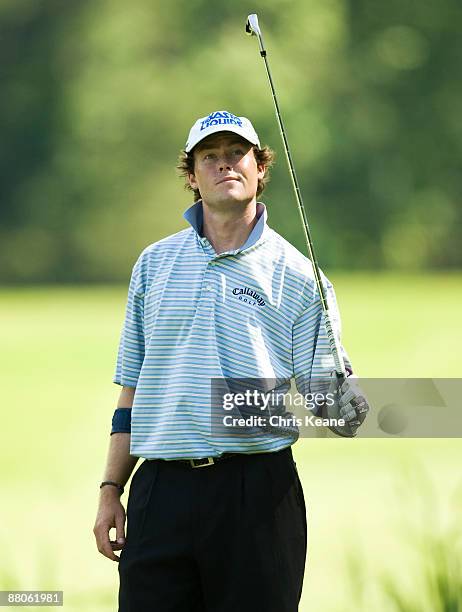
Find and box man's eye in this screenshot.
[204,153,217,160]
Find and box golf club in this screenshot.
[245,13,347,377]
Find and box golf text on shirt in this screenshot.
[232,287,266,307]
[114,201,351,459]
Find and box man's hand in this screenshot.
[93,487,127,562]
[325,373,369,437]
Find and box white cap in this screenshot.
[185,110,260,153]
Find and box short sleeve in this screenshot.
[292,279,352,405]
[113,256,145,387]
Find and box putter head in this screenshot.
[245,14,261,37]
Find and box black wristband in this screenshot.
[100,480,124,494]
[111,407,132,435]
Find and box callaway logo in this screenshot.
[200,111,242,131]
[232,287,266,307]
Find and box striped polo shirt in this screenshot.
[113,201,351,459]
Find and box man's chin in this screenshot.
[202,195,255,209]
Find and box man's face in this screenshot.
[188,132,265,208]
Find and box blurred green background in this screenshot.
[2,0,461,280]
[1,0,461,610]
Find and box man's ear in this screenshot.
[257,163,266,181]
[188,172,198,190]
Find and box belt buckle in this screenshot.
[190,457,215,468]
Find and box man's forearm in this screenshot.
[102,433,139,488]
[101,386,139,489]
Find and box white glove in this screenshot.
[325,373,369,437]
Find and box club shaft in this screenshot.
[257,45,346,375]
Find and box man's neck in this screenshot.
[202,201,258,255]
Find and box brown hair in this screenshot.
[177,145,275,201]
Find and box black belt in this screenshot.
[152,453,242,469]
[168,453,242,468]
[151,447,290,469]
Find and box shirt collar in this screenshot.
[183,200,268,252]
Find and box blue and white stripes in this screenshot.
[114,201,350,459]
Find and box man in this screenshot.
[93,110,368,612]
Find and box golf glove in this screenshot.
[325,373,369,437]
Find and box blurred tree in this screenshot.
[0,0,461,281]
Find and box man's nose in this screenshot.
[217,153,233,170]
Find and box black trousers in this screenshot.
[118,446,307,612]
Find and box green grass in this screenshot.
[331,272,462,377]
[1,274,461,611]
[343,464,462,612]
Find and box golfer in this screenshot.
[93,110,368,611]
